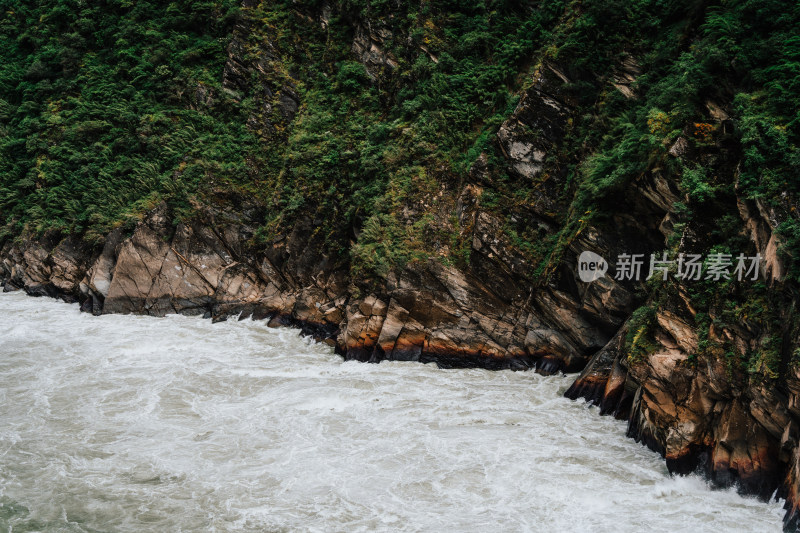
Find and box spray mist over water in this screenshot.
[0,291,784,532]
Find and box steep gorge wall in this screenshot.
[0,50,663,377]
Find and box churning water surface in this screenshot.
[0,291,786,532]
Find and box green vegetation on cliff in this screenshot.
[0,0,252,243]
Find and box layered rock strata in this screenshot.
[1,199,622,372]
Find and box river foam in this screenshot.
[0,291,785,532]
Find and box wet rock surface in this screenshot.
[567,277,800,531]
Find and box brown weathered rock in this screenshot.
[737,196,785,283]
[351,21,397,78]
[569,300,794,509]
[496,62,574,215]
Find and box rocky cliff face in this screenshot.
[565,167,800,527]
[0,38,641,376]
[0,35,655,376]
[0,190,618,372]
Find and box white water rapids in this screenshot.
[0,291,786,532]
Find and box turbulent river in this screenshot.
[0,291,786,532]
